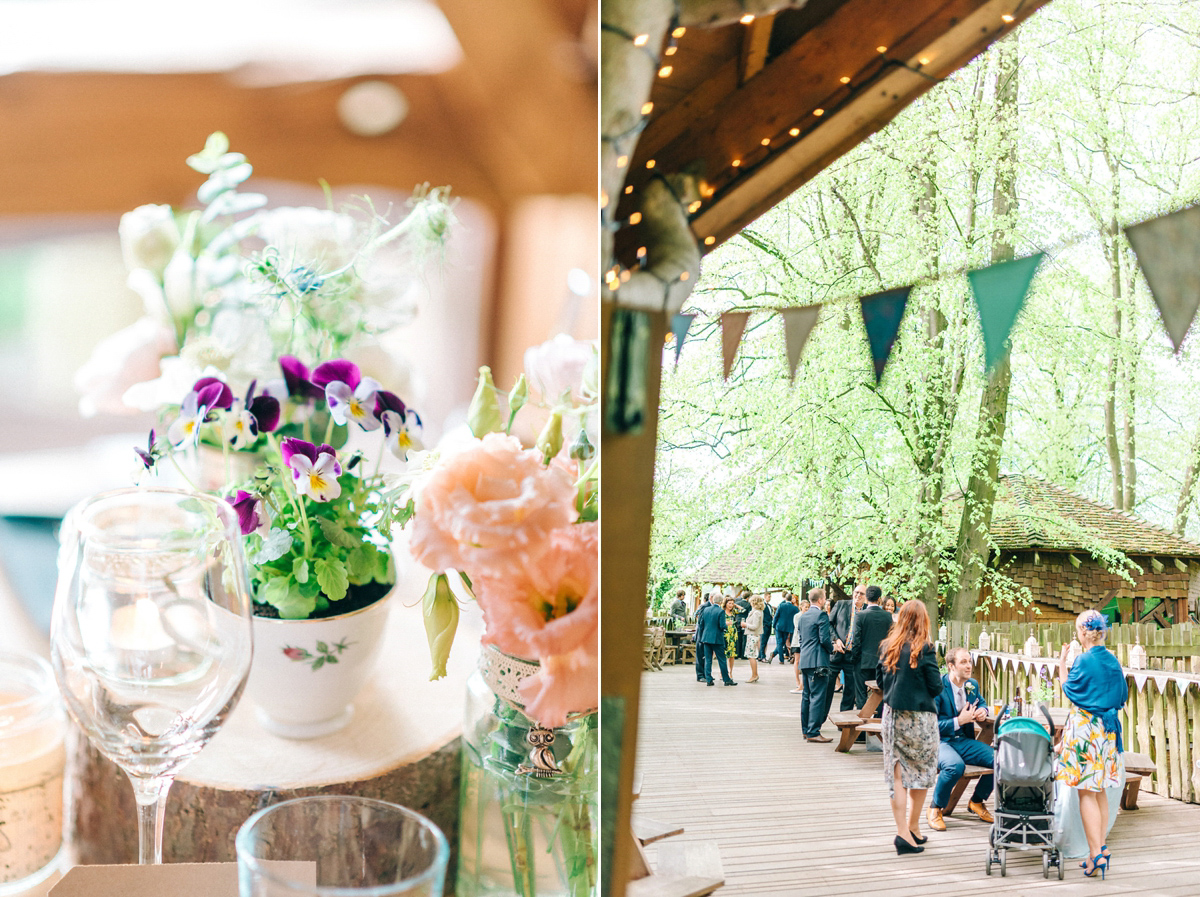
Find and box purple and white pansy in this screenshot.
[281,437,343,502]
[168,387,216,447]
[312,360,382,432]
[221,381,281,448]
[227,489,270,536]
[376,390,424,460]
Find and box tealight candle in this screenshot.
[0,652,66,894]
[110,598,174,654]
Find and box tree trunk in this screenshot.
[1174,421,1200,534]
[949,37,1019,622]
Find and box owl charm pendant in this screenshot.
[517,725,562,778]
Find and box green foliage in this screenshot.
[652,0,1200,617]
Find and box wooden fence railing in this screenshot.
[971,651,1200,806]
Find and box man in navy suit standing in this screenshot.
[850,585,892,715]
[772,593,798,664]
[796,587,834,742]
[927,647,995,831]
[696,596,738,687]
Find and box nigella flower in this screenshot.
[278,356,324,401]
[313,360,382,431]
[280,437,342,501]
[377,390,423,460]
[227,489,269,536]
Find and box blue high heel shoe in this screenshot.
[1099,844,1111,866]
[1081,853,1108,879]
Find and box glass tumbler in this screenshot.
[0,651,66,895]
[236,796,448,897]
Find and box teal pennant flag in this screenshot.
[968,253,1044,371]
[1125,206,1200,353]
[670,313,695,367]
[859,287,912,383]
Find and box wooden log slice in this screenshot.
[65,572,484,883]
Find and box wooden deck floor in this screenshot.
[633,661,1200,896]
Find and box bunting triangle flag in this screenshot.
[859,287,912,383]
[670,313,695,367]
[968,252,1044,371]
[1125,206,1200,352]
[780,305,820,383]
[720,311,750,380]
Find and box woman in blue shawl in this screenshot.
[1055,609,1128,879]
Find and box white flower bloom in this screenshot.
[119,204,180,277]
[74,317,177,417]
[290,453,343,502]
[523,334,599,408]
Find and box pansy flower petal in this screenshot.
[312,359,360,391]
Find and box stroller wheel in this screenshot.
[986,853,993,876]
[1057,852,1064,880]
[1000,850,1007,877]
[1043,851,1050,879]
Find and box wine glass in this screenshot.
[51,487,254,864]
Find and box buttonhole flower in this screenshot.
[314,359,381,431]
[281,437,342,501]
[227,489,270,536]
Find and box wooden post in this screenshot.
[600,303,667,897]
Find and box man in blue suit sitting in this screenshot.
[927,647,995,831]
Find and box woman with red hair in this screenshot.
[876,600,942,855]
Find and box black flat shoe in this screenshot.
[909,831,927,845]
[894,836,924,855]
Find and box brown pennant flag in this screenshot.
[780,305,820,383]
[1125,206,1200,352]
[720,311,751,380]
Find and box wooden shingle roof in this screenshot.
[689,528,772,586]
[950,474,1200,559]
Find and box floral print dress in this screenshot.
[724,612,738,657]
[1056,707,1123,791]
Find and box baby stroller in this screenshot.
[986,706,1064,879]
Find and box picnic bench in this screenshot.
[1121,751,1155,811]
[944,765,993,816]
[830,681,882,752]
[628,768,724,897]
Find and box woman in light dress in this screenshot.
[1053,609,1127,878]
[741,594,764,683]
[790,595,810,692]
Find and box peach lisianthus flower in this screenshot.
[475,522,597,660]
[518,648,598,729]
[408,432,576,577]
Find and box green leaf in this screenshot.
[260,577,317,620]
[317,517,361,550]
[312,656,325,671]
[317,641,329,654]
[292,558,310,584]
[346,544,378,583]
[315,558,349,602]
[251,528,293,565]
[186,132,230,173]
[326,656,338,664]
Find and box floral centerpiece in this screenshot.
[399,341,598,897]
[77,132,452,737]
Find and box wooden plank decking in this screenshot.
[633,662,1200,895]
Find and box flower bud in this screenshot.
[508,373,528,417]
[422,572,460,681]
[569,427,595,461]
[536,409,564,464]
[467,366,505,437]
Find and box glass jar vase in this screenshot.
[457,665,597,897]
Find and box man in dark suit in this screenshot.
[733,589,752,659]
[829,584,864,712]
[756,597,774,662]
[772,593,798,665]
[796,587,834,742]
[927,647,995,831]
[696,597,738,687]
[850,585,892,713]
[692,592,713,681]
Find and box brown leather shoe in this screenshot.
[927,807,946,832]
[805,735,832,743]
[968,800,994,824]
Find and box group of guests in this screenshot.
[680,584,1130,879]
[876,603,1127,879]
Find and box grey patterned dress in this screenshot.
[882,704,938,797]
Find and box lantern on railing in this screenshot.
[1023,633,1041,657]
[978,628,991,652]
[1066,637,1082,669]
[1128,628,1147,670]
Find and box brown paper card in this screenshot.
[50,861,315,896]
